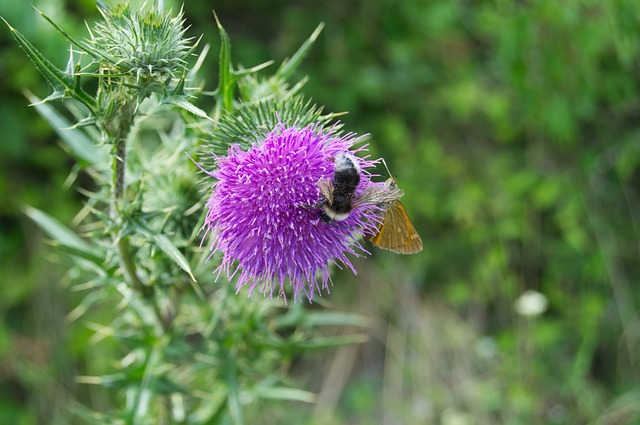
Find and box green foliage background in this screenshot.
[2,0,640,423]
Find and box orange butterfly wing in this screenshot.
[370,200,423,254]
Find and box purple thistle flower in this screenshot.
[203,123,381,302]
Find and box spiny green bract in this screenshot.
[89,2,196,80]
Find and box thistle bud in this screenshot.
[89,2,194,82]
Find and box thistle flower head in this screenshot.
[89,2,194,79]
[204,124,381,302]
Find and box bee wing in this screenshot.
[317,177,334,204]
[370,200,423,254]
[353,178,404,209]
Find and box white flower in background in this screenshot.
[514,290,548,317]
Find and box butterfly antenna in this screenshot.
[380,157,395,179]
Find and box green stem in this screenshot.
[106,101,172,334]
[110,136,147,294]
[116,236,147,294]
[114,138,125,202]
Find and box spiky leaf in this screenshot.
[2,17,96,110]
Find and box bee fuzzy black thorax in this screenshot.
[318,152,361,222]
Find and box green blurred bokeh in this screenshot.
[2,0,640,423]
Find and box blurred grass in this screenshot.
[2,0,640,423]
